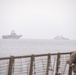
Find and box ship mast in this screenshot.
[11,30,16,35]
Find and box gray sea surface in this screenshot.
[0,39,76,57]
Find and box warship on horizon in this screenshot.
[2,30,22,39]
[54,35,69,40]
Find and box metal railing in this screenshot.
[0,52,73,75]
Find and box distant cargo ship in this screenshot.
[54,35,69,40]
[2,30,22,39]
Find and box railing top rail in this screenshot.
[0,52,72,60]
[0,52,71,60]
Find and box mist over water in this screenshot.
[0,39,76,57]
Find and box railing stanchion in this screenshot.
[29,55,34,75]
[55,53,60,75]
[68,53,72,75]
[46,53,51,75]
[8,56,14,75]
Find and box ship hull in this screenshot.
[2,35,22,39]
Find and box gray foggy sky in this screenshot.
[0,0,76,39]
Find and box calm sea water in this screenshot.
[0,39,76,57]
